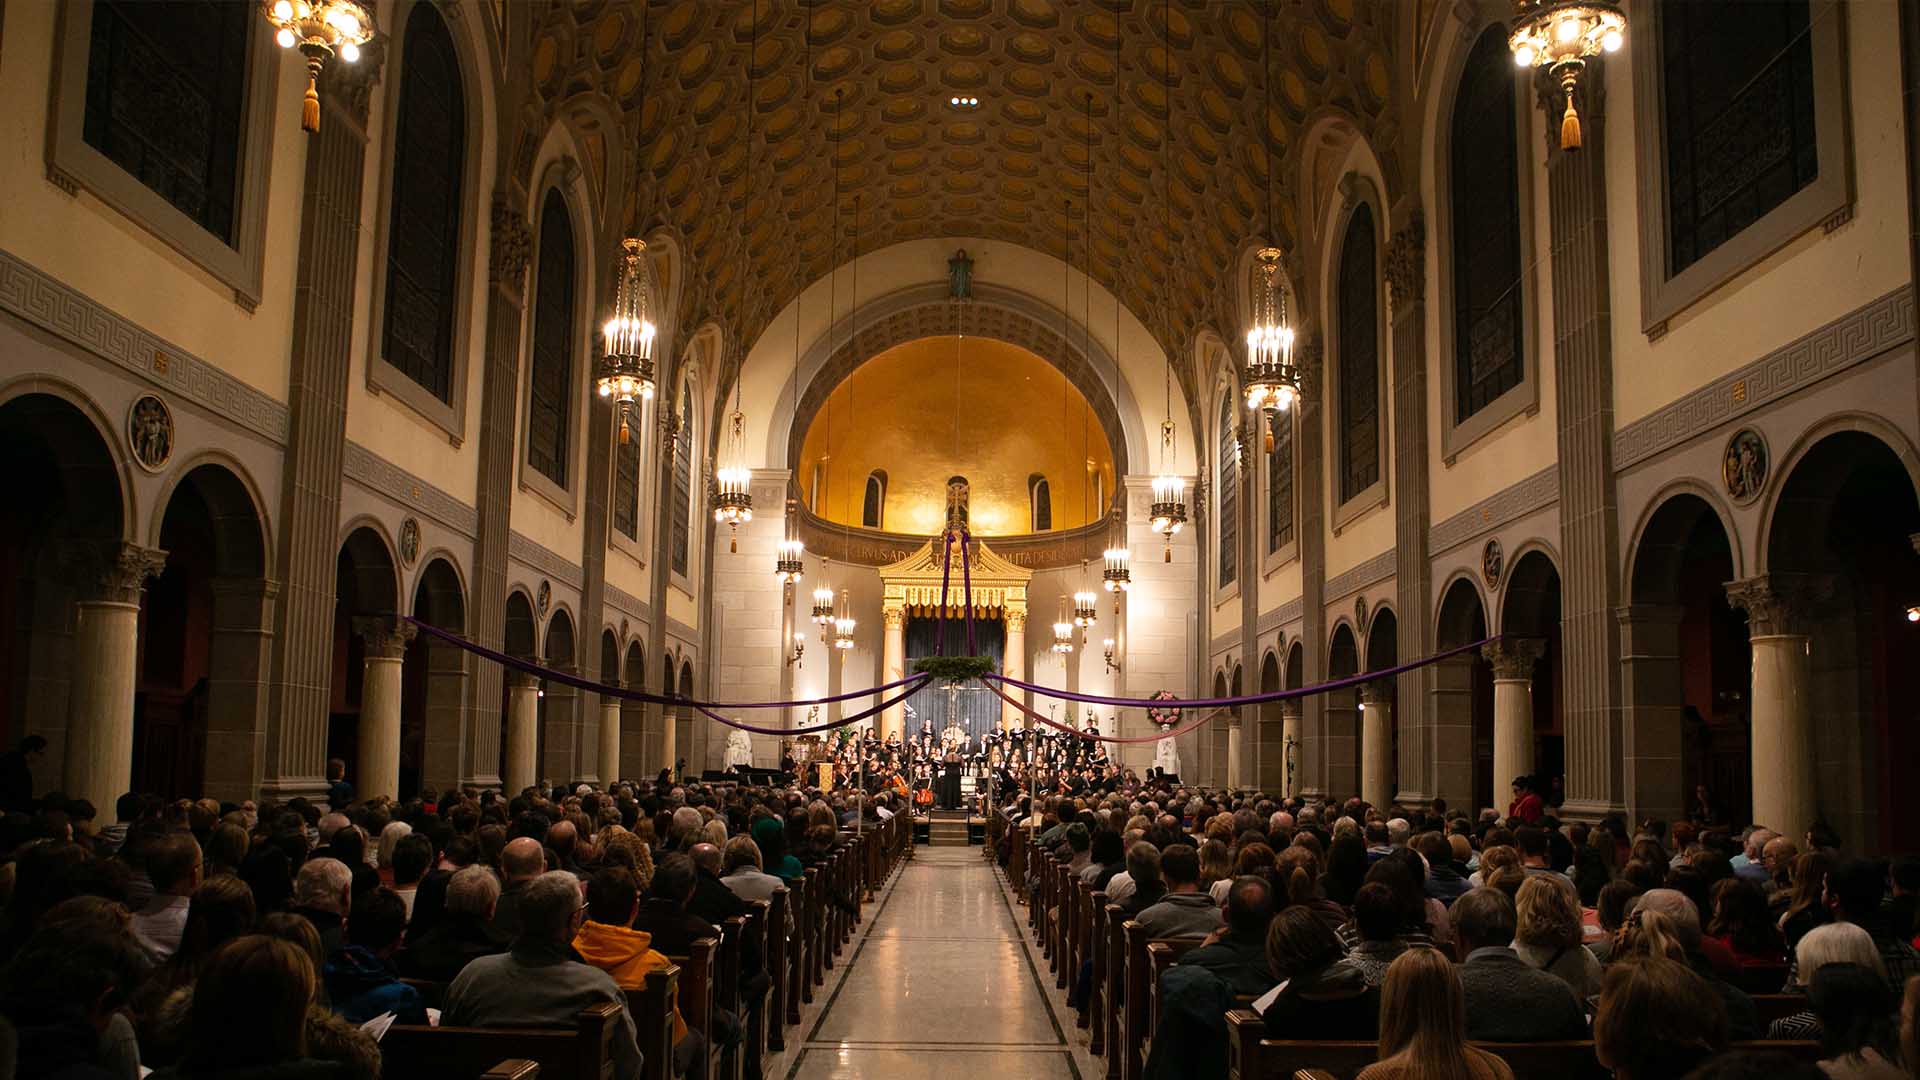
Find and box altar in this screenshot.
[876,533,1032,739]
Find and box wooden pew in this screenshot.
[1120,919,1148,1080]
[1009,826,1029,906]
[1222,1009,1826,1080]
[479,1062,540,1080]
[1103,903,1126,1080]
[714,917,746,1080]
[766,886,791,1047]
[1142,937,1206,1040]
[736,900,773,1078]
[803,866,824,994]
[623,964,680,1080]
[664,937,719,1080]
[382,1002,621,1080]
[1087,892,1109,1054]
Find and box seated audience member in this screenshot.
[1260,906,1378,1040]
[132,832,203,960]
[1806,962,1904,1080]
[1790,858,1920,993]
[444,871,646,1080]
[374,822,412,887]
[1114,842,1166,915]
[1134,844,1224,939]
[485,836,548,945]
[1513,875,1604,1000]
[573,867,702,1077]
[1416,832,1472,906]
[1342,882,1409,989]
[634,854,722,957]
[1179,875,1278,996]
[719,835,786,903]
[1085,829,1127,890]
[1769,922,1888,1040]
[398,865,503,982]
[154,935,341,1080]
[1358,947,1514,1080]
[751,817,803,883]
[1633,888,1759,1039]
[1778,852,1835,950]
[1275,845,1348,931]
[1591,880,1642,964]
[1,896,150,1080]
[325,887,426,1025]
[1449,886,1586,1042]
[288,858,352,955]
[387,834,433,921]
[1593,956,1729,1080]
[686,842,767,989]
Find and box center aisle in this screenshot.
[780,846,1095,1079]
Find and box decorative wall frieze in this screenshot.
[0,248,288,444]
[508,530,584,590]
[1385,208,1427,309]
[342,441,478,538]
[1277,597,1304,628]
[604,583,651,624]
[1324,549,1397,605]
[1427,465,1560,556]
[1614,287,1914,471]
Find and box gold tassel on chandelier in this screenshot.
[1558,71,1583,152]
[302,69,321,133]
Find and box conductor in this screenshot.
[939,745,964,810]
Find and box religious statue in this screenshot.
[1153,723,1181,778]
[724,729,754,770]
[944,475,970,534]
[128,394,173,472]
[1722,429,1768,503]
[947,248,974,301]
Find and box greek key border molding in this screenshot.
[342,441,478,538]
[605,583,651,624]
[509,530,585,590]
[1324,548,1396,605]
[0,247,288,443]
[1427,465,1560,556]
[1613,287,1914,470]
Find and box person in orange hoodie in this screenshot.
[574,866,705,1077]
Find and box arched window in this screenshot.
[862,470,887,529]
[1337,202,1380,504]
[1029,474,1052,532]
[1217,395,1238,588]
[380,3,466,403]
[612,421,642,540]
[1267,407,1293,554]
[669,381,693,578]
[526,189,575,488]
[1451,27,1525,424]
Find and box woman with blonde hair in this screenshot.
[1357,948,1513,1080]
[1593,956,1729,1080]
[1512,875,1603,1000]
[1197,839,1233,892]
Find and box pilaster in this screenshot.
[1385,208,1433,803]
[1295,332,1328,796]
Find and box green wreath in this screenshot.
[912,655,994,683]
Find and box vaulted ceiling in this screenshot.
[521,0,1403,414]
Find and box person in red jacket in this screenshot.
[1507,775,1544,825]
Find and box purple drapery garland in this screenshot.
[961,529,976,653]
[936,531,953,656]
[986,681,1230,744]
[982,635,1501,714]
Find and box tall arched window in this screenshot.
[526,189,575,488]
[862,470,887,529]
[1029,474,1052,532]
[1217,395,1238,588]
[1267,408,1294,553]
[669,381,693,578]
[1451,27,1525,424]
[380,3,466,403]
[1337,203,1380,504]
[612,423,642,540]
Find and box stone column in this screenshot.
[599,683,623,786]
[1726,576,1824,842]
[352,617,414,802]
[1359,680,1394,809]
[881,605,905,741]
[1227,717,1244,790]
[542,667,579,787]
[1484,639,1545,806]
[1385,209,1434,804]
[64,543,166,815]
[1281,700,1304,797]
[1428,656,1476,809]
[504,670,541,795]
[1003,610,1027,729]
[660,699,679,778]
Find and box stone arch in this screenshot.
[619,636,647,780]
[1364,604,1398,672]
[148,452,270,578]
[1323,620,1361,799]
[405,556,468,797]
[336,522,401,616]
[503,589,538,658]
[329,524,401,794]
[1497,546,1562,794]
[1434,573,1493,811]
[540,606,579,785]
[675,659,696,774]
[1759,416,1920,576]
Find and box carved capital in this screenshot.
[1006,611,1027,632]
[1384,208,1426,309]
[1725,574,1832,638]
[507,669,543,692]
[1293,333,1322,406]
[1481,637,1545,680]
[320,32,387,128]
[489,200,533,289]
[883,606,905,630]
[1359,679,1394,706]
[68,542,167,604]
[1279,699,1303,720]
[353,616,416,660]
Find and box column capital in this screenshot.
[883,605,905,630]
[1359,679,1395,706]
[1384,207,1426,310]
[1279,698,1303,720]
[352,616,416,659]
[1481,638,1545,680]
[67,541,167,603]
[1006,610,1026,631]
[488,200,533,293]
[1725,574,1832,637]
[507,669,542,691]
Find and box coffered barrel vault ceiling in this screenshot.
[525,0,1400,416]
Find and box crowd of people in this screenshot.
[0,761,904,1080]
[1008,773,1920,1080]
[787,722,1123,811]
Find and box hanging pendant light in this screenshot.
[713,409,753,552]
[833,588,857,651]
[1072,586,1098,631]
[811,584,835,626]
[1508,0,1627,151]
[1148,0,1187,564]
[1243,0,1299,443]
[263,0,373,133]
[775,499,805,585]
[1103,545,1131,593]
[599,238,658,444]
[774,0,816,588]
[1051,597,1075,655]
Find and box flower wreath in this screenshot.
[1147,690,1181,727]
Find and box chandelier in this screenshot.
[1073,589,1098,630]
[1148,1,1187,564]
[1149,421,1187,561]
[775,539,804,585]
[1243,248,1300,447]
[263,0,373,134]
[833,589,857,651]
[598,238,657,444]
[712,409,753,552]
[1051,599,1075,655]
[1509,0,1626,151]
[1102,546,1131,593]
[811,584,835,626]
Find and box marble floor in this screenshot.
[770,845,1099,1080]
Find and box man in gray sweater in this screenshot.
[1450,887,1586,1042]
[1132,844,1225,939]
[444,870,645,1080]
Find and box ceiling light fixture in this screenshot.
[263,0,373,133]
[1508,0,1628,151]
[1148,0,1187,562]
[711,2,764,549]
[775,2,815,588]
[599,238,658,443]
[1243,0,1300,446]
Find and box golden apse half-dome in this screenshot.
[798,336,1116,538]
